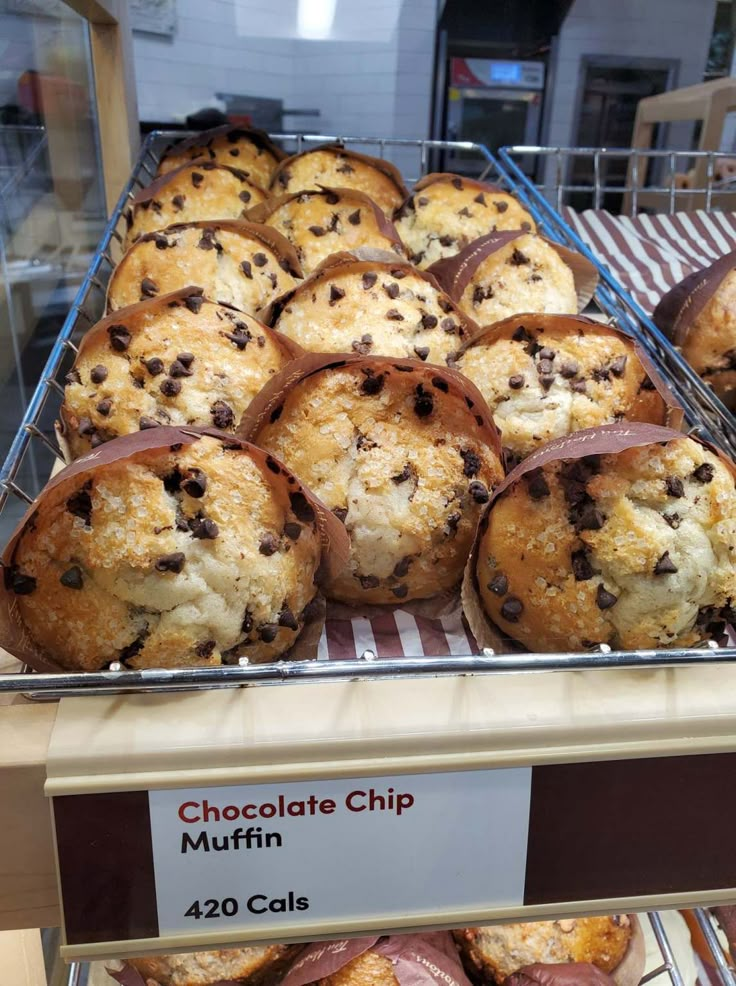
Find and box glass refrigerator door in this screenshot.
[446,88,541,175]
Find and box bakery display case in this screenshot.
[1,125,736,986]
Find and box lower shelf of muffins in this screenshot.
[90,910,725,986]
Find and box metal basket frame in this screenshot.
[1,132,735,697]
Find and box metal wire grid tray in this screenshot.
[57,910,736,986]
[1,131,736,697]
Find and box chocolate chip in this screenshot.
[414,384,434,417]
[360,371,385,395]
[360,575,380,589]
[352,334,373,355]
[512,325,534,344]
[571,549,594,581]
[386,308,404,321]
[283,522,301,541]
[392,463,413,484]
[560,361,579,379]
[108,324,131,350]
[362,272,377,290]
[571,380,587,394]
[259,533,279,555]
[241,610,254,634]
[508,374,525,390]
[384,282,400,299]
[67,487,92,524]
[487,574,508,596]
[538,347,556,361]
[441,317,456,334]
[191,517,219,540]
[253,252,268,267]
[333,506,348,522]
[259,624,279,643]
[290,491,316,523]
[160,377,181,397]
[211,400,234,429]
[501,596,523,621]
[663,512,681,529]
[274,606,299,631]
[592,365,611,382]
[510,248,530,265]
[181,289,204,312]
[65,368,81,386]
[460,448,481,477]
[494,200,509,213]
[139,416,159,430]
[172,194,185,210]
[413,346,429,360]
[329,285,346,305]
[178,350,195,366]
[393,556,413,578]
[610,355,628,377]
[169,358,193,378]
[654,551,678,575]
[537,358,555,376]
[191,171,204,187]
[575,504,605,531]
[692,463,715,483]
[239,259,253,279]
[420,313,438,330]
[665,476,685,497]
[89,364,108,384]
[5,567,35,595]
[469,481,489,503]
[526,469,550,500]
[96,398,112,416]
[195,639,216,658]
[140,277,158,297]
[59,565,83,589]
[155,552,185,573]
[143,357,163,376]
[348,209,361,225]
[458,206,471,217]
[416,196,429,207]
[596,584,618,609]
[181,469,207,498]
[308,225,326,237]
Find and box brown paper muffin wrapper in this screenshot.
[455,312,684,432]
[245,188,406,255]
[462,421,732,652]
[270,142,409,201]
[259,251,480,339]
[281,933,473,986]
[158,124,288,168]
[0,427,350,674]
[652,249,736,347]
[427,231,599,314]
[57,286,305,464]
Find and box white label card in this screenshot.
[149,768,532,936]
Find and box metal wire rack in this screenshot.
[1,131,735,697]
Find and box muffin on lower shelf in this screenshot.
[466,423,736,652]
[60,287,302,457]
[454,917,632,985]
[2,429,348,671]
[239,354,504,605]
[111,944,298,985]
[452,313,678,463]
[428,232,596,326]
[653,250,736,411]
[394,173,536,269]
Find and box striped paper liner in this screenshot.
[561,208,736,313]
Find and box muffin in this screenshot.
[60,287,302,457]
[503,964,616,986]
[264,252,479,365]
[394,173,536,269]
[269,144,408,215]
[428,232,590,325]
[454,917,631,985]
[470,423,736,652]
[652,251,736,411]
[156,125,285,189]
[107,220,302,316]
[2,429,348,671]
[246,188,406,276]
[453,313,677,462]
[124,944,297,986]
[239,354,504,604]
[125,161,267,247]
[314,949,398,986]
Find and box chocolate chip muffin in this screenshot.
[314,950,398,986]
[246,189,406,275]
[4,429,346,670]
[107,220,302,316]
[429,232,580,325]
[453,313,674,462]
[127,944,297,986]
[269,144,408,215]
[156,125,285,189]
[239,355,504,604]
[454,918,631,986]
[125,162,266,247]
[395,173,536,269]
[653,252,736,412]
[61,288,301,457]
[473,424,736,652]
[264,253,478,365]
